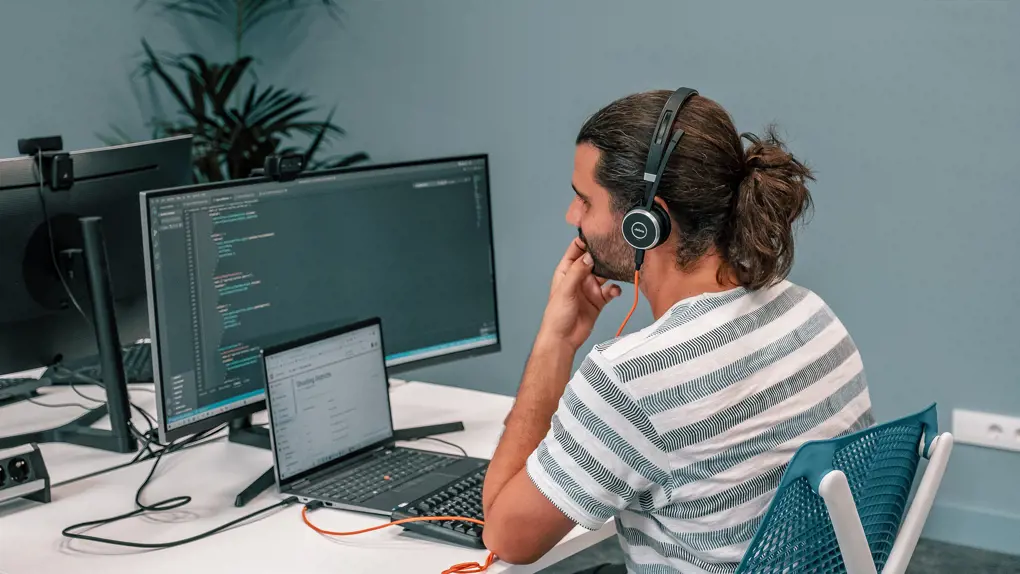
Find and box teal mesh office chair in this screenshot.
[735,404,953,574]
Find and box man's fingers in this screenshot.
[595,276,607,286]
[601,283,622,302]
[587,280,621,308]
[570,235,586,253]
[582,274,604,305]
[560,251,594,292]
[553,238,587,282]
[560,238,586,267]
[567,238,587,268]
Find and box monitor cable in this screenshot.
[46,365,169,451]
[31,150,93,327]
[61,423,297,549]
[415,437,469,458]
[51,424,226,489]
[24,396,94,410]
[19,369,156,451]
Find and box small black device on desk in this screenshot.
[43,342,153,385]
[0,377,52,406]
[392,465,487,549]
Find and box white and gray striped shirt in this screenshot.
[526,280,874,573]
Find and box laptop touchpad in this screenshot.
[392,472,460,495]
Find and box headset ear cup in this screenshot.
[650,203,671,248]
[622,209,658,250]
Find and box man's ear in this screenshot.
[652,196,678,242]
[652,196,670,215]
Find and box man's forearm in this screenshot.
[482,337,576,514]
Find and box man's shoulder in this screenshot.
[591,279,834,368]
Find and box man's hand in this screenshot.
[539,238,622,351]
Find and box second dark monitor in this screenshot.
[0,136,193,374]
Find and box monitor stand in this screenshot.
[227,415,276,508]
[227,415,270,450]
[232,421,467,508]
[0,216,137,454]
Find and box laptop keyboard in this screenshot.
[303,449,459,503]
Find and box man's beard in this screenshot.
[578,228,634,282]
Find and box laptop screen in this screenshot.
[264,322,393,482]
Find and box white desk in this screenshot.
[0,380,613,574]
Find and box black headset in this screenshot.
[620,87,698,270]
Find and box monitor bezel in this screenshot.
[140,154,501,443]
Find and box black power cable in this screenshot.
[62,496,297,549]
[25,396,94,410]
[51,427,227,489]
[417,437,469,458]
[61,423,298,549]
[47,366,167,450]
[31,150,92,327]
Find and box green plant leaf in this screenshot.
[247,92,308,128]
[308,151,369,171]
[213,57,254,112]
[140,40,209,126]
[239,0,341,38]
[328,152,370,168]
[133,4,362,184]
[139,0,343,60]
[187,72,207,120]
[304,106,336,161]
[95,124,141,146]
[137,0,229,24]
[262,108,319,133]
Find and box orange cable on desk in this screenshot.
[301,505,498,574]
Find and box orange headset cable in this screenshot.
[616,271,640,337]
[301,506,497,573]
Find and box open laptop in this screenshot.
[261,317,488,516]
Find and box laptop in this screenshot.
[261,317,488,516]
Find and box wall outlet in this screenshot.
[952,408,1020,453]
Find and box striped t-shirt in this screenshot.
[526,280,874,573]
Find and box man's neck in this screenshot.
[638,251,740,320]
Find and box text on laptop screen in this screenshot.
[265,324,392,481]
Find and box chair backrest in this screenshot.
[735,405,940,573]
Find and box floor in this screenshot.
[539,537,1020,573]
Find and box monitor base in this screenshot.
[0,405,136,453]
[227,415,270,450]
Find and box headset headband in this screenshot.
[640,88,698,209]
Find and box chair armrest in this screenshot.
[882,432,954,574]
[819,470,879,574]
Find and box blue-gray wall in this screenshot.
[0,1,228,150]
[275,1,1019,553]
[2,0,1017,555]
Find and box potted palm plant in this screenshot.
[104,0,367,182]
